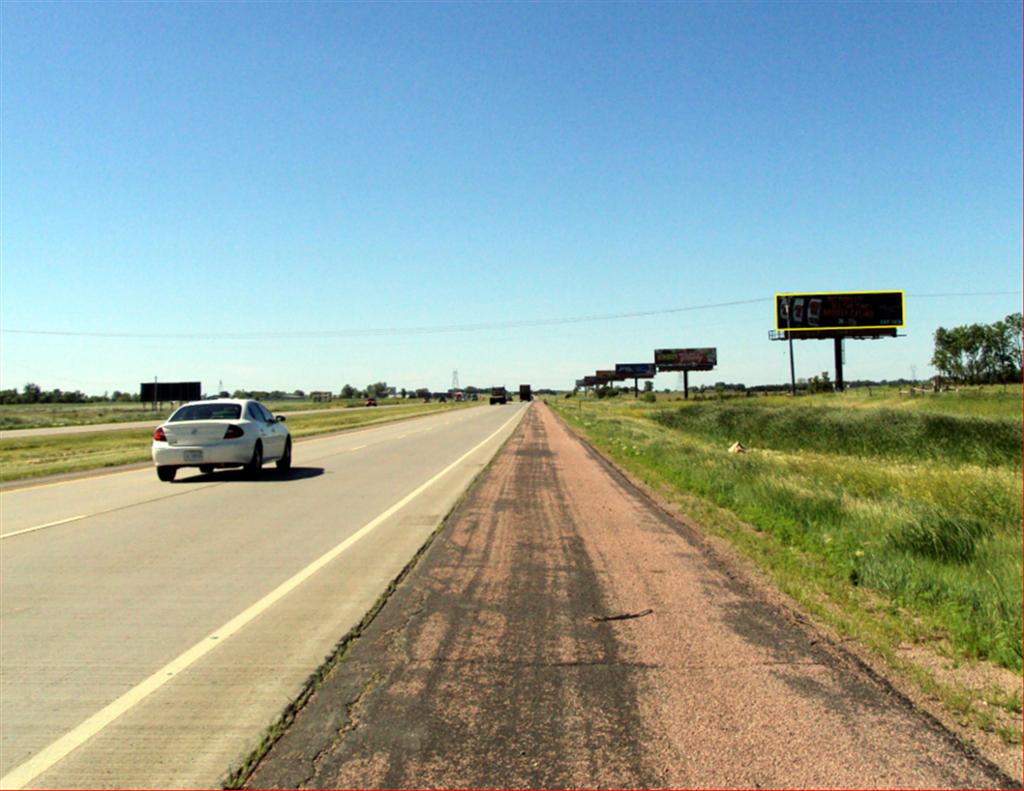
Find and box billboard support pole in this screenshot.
[834,337,844,392]
[634,377,639,398]
[683,371,689,400]
[785,299,796,396]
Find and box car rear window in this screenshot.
[169,404,242,422]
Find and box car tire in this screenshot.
[245,442,263,479]
[157,466,177,482]
[199,465,214,475]
[276,438,292,471]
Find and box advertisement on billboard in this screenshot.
[615,363,656,378]
[654,348,717,371]
[595,369,623,381]
[140,381,202,403]
[775,291,904,332]
[582,376,600,387]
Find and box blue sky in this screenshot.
[2,1,1020,394]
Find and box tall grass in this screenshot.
[652,401,1020,468]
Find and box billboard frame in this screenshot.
[775,290,904,334]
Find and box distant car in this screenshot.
[365,397,378,407]
[151,399,291,482]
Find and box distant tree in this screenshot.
[932,314,1022,384]
[21,383,41,403]
[415,387,430,399]
[292,389,305,398]
[643,380,654,392]
[807,371,832,393]
[366,382,388,397]
[399,387,407,399]
[340,384,357,399]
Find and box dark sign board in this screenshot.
[582,376,600,386]
[615,363,656,378]
[575,379,587,388]
[776,291,904,332]
[596,369,624,381]
[654,348,717,371]
[140,381,201,403]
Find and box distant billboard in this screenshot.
[582,376,600,387]
[615,363,656,378]
[595,369,624,382]
[140,381,201,403]
[575,379,587,388]
[654,348,717,371]
[776,291,904,332]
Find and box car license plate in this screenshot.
[184,450,203,462]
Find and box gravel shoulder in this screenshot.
[244,402,1017,789]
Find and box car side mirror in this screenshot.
[276,415,286,422]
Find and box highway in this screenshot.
[0,401,528,789]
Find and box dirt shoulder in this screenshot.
[244,402,1017,789]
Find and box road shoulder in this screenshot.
[243,402,1017,789]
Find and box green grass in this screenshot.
[0,401,480,482]
[0,397,410,431]
[650,400,1020,468]
[552,393,1022,673]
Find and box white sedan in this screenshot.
[151,399,292,482]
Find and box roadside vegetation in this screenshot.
[0,396,417,431]
[0,401,480,483]
[551,385,1022,744]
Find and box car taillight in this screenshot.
[223,425,245,439]
[153,427,166,442]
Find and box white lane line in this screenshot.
[0,407,524,791]
[349,444,366,451]
[1,515,87,540]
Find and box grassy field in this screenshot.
[0,401,480,483]
[0,397,411,431]
[550,385,1022,743]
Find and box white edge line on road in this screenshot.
[1,515,87,540]
[0,406,525,791]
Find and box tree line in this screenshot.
[931,313,1022,384]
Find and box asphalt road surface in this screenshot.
[0,402,527,789]
[246,402,1014,790]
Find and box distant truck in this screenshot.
[519,384,533,402]
[489,386,507,405]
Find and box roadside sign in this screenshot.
[775,291,904,332]
[140,381,202,403]
[615,363,656,378]
[654,348,717,371]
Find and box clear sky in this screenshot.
[2,1,1021,394]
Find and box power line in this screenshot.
[0,297,770,339]
[1,291,1018,341]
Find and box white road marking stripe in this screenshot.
[1,515,87,540]
[0,408,523,790]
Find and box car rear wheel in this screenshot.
[245,442,263,479]
[199,465,214,474]
[276,438,292,471]
[157,466,177,482]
